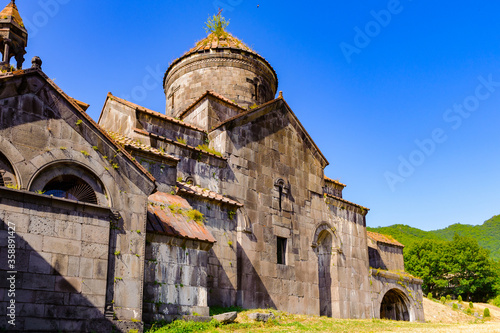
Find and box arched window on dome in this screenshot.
[42,175,98,204]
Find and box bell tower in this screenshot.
[0,0,27,71]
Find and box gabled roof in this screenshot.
[367,231,404,247]
[101,93,206,133]
[177,181,243,207]
[0,68,156,186]
[211,95,330,168]
[0,1,24,28]
[147,192,216,243]
[179,90,246,119]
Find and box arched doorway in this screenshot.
[380,289,410,321]
[317,230,332,317]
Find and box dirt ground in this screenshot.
[420,298,500,332]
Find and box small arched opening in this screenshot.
[29,162,109,206]
[42,175,98,204]
[380,289,410,321]
[317,230,333,317]
[0,151,18,188]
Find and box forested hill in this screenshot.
[367,215,500,261]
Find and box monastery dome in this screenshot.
[163,30,278,117]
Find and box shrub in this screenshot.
[452,303,458,310]
[491,295,500,308]
[440,296,446,304]
[484,308,490,318]
[446,295,451,301]
[466,307,473,315]
[427,292,433,300]
[457,295,462,303]
[469,301,474,309]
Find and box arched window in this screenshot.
[42,175,98,204]
[0,152,17,188]
[29,162,108,206]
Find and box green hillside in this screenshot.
[367,215,500,261]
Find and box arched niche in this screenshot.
[28,162,109,206]
[0,151,18,188]
[380,289,410,321]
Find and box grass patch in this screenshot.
[196,144,222,157]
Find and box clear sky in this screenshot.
[14,0,500,231]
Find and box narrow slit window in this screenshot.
[0,172,4,187]
[278,184,283,211]
[277,237,287,265]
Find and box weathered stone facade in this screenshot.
[0,5,424,332]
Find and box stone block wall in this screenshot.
[370,269,424,322]
[143,234,211,322]
[185,198,239,307]
[0,188,114,332]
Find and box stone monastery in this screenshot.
[0,2,424,332]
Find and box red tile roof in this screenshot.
[177,181,243,207]
[107,131,180,162]
[135,129,226,160]
[367,231,404,247]
[324,176,346,188]
[147,192,216,243]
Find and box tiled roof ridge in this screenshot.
[2,69,156,184]
[324,193,369,212]
[176,181,243,207]
[105,93,206,133]
[179,90,246,119]
[324,176,347,188]
[107,131,180,162]
[367,231,404,247]
[134,128,226,161]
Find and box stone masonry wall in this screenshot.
[185,198,239,308]
[208,100,371,318]
[370,269,425,322]
[143,234,210,322]
[0,188,114,332]
[0,71,156,329]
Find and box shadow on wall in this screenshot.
[207,250,237,308]
[237,241,276,310]
[0,218,118,332]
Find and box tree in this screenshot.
[404,235,499,301]
[205,10,229,37]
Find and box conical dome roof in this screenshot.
[0,1,24,28]
[188,31,254,54]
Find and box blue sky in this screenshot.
[15,0,500,231]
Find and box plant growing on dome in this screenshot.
[205,9,229,38]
